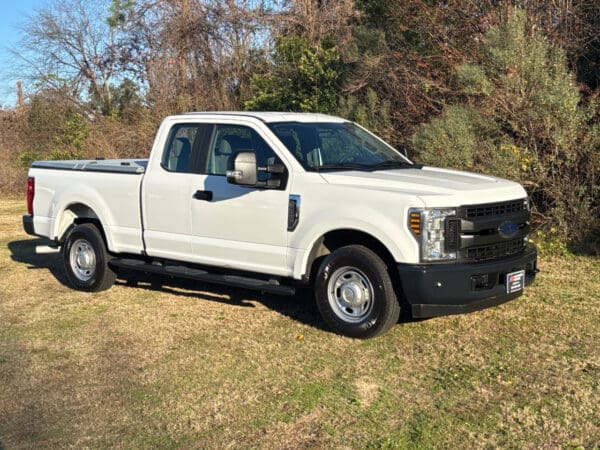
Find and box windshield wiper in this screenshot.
[314,160,417,172]
[315,163,372,172]
[368,160,413,170]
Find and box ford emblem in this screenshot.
[498,221,519,239]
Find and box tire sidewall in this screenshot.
[315,247,395,338]
[63,224,107,291]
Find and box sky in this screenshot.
[0,0,45,108]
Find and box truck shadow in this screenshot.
[7,238,327,332]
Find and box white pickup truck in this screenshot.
[23,112,537,338]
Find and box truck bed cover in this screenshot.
[31,159,147,174]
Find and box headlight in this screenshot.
[408,208,457,261]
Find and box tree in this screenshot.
[244,36,344,113]
[17,0,122,114]
[413,9,600,246]
[117,0,278,113]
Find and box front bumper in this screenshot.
[398,244,538,318]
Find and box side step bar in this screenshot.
[109,258,296,296]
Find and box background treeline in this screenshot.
[0,0,598,251]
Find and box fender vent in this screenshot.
[287,195,300,231]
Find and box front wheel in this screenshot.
[315,245,400,338]
[63,223,116,292]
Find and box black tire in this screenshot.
[62,223,116,292]
[315,245,400,338]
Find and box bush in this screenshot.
[17,151,42,169]
[412,9,599,249]
[338,88,393,140]
[412,105,500,171]
[245,36,344,113]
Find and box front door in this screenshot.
[188,123,291,276]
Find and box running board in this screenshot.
[109,258,296,296]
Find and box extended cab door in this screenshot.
[188,123,291,276]
[142,123,213,261]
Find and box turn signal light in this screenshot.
[409,211,421,235]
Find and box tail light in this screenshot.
[27,176,35,215]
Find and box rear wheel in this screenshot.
[63,223,116,292]
[315,245,400,338]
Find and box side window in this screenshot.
[161,125,205,173]
[205,124,280,176]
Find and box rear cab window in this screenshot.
[161,124,212,174]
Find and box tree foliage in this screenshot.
[6,0,599,250]
[414,9,599,245]
[245,36,344,113]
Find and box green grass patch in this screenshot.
[0,199,599,448]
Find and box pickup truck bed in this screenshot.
[28,159,147,255]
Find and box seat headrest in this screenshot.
[173,137,191,157]
[216,137,233,155]
[279,135,297,152]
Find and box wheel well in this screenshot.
[306,229,398,283]
[57,203,106,244]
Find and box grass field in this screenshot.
[0,197,599,449]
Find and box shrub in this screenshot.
[245,36,344,113]
[412,105,500,171]
[17,151,42,169]
[412,9,599,249]
[338,88,392,140]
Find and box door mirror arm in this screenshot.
[258,163,285,174]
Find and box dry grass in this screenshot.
[0,197,599,449]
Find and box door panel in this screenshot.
[142,172,196,260]
[142,123,212,260]
[189,124,290,275]
[189,175,289,275]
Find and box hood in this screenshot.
[319,166,527,207]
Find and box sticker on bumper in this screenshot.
[506,270,525,294]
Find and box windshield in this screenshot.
[268,122,411,171]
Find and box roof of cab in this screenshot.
[180,111,347,123]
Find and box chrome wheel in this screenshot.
[327,266,374,323]
[69,238,96,282]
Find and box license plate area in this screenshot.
[506,270,525,293]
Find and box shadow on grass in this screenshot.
[8,238,328,332]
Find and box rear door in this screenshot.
[188,123,292,276]
[142,123,213,261]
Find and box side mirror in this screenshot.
[226,151,257,186]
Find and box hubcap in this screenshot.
[69,239,96,282]
[327,267,374,323]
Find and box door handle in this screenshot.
[193,190,213,201]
